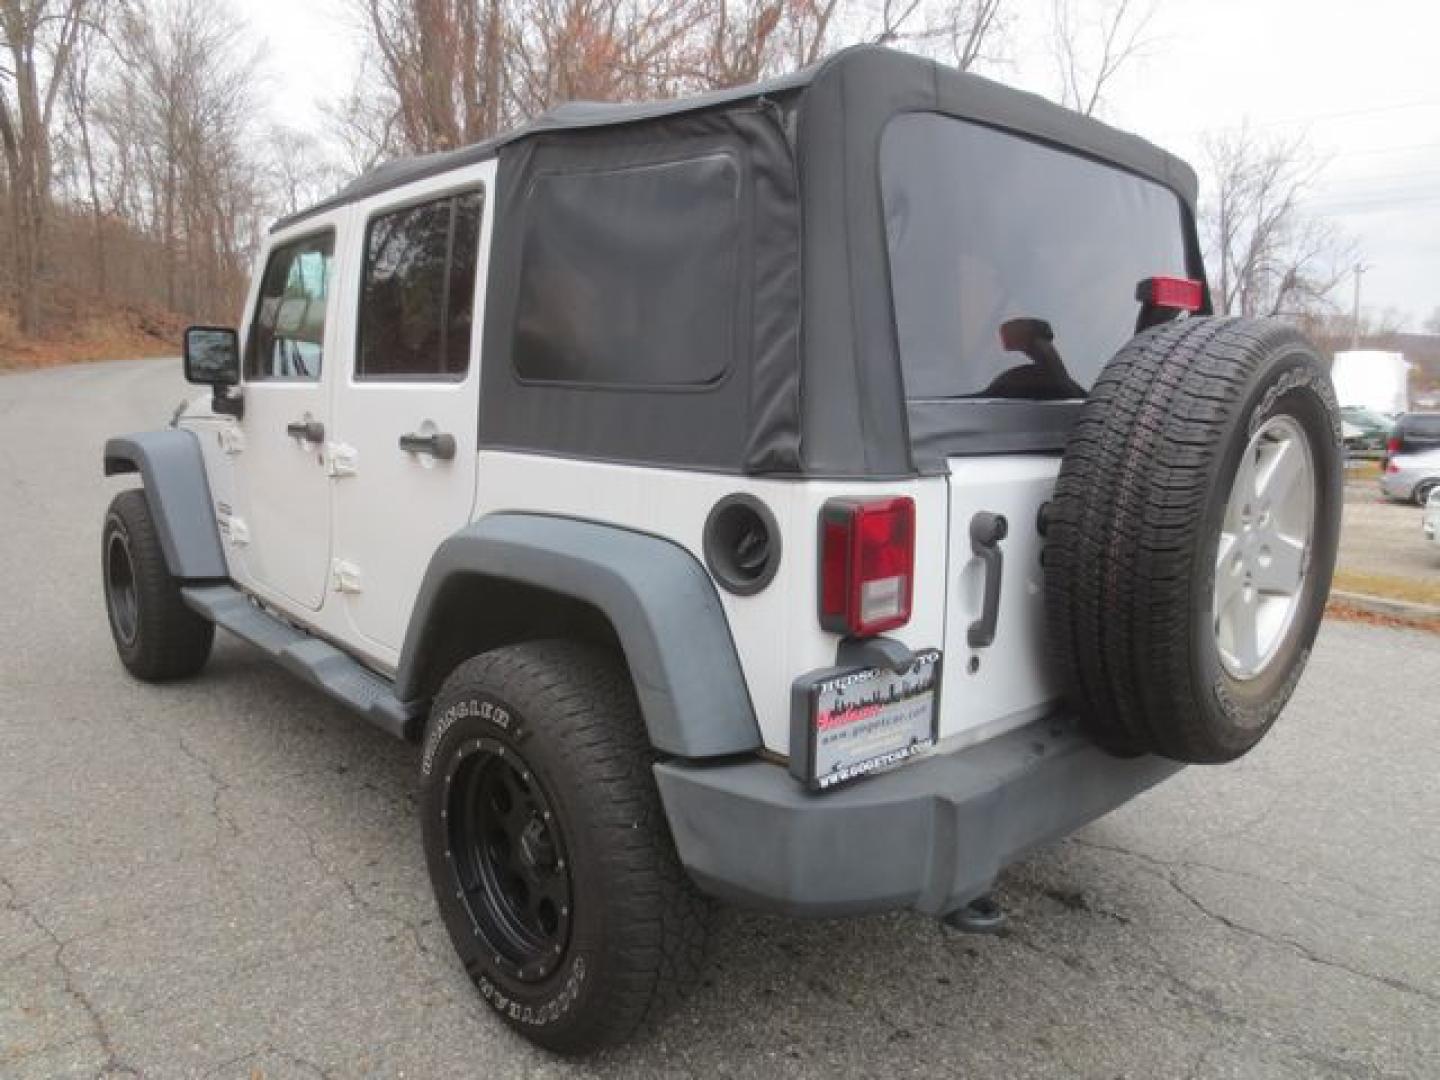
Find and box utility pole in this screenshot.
[1350,263,1366,349]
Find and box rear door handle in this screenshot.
[967,511,1008,649]
[398,431,456,460]
[286,419,325,443]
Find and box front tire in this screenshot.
[102,489,214,681]
[419,640,709,1053]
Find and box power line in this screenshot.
[1328,141,1440,159]
[1321,168,1440,187]
[1210,97,1440,132]
[1306,192,1440,214]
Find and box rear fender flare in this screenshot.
[396,514,762,760]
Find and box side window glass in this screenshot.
[246,232,333,381]
[358,189,484,380]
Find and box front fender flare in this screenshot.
[396,514,762,760]
[104,430,227,581]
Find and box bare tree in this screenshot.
[266,126,348,217]
[100,0,268,318]
[1050,0,1154,117]
[359,0,498,151]
[56,3,111,294]
[1202,124,1353,320]
[869,0,1012,72]
[0,0,98,333]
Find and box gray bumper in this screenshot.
[654,717,1181,918]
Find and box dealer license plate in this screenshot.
[790,649,942,792]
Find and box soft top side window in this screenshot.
[511,153,741,389]
[357,189,485,381]
[246,231,334,382]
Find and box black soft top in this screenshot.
[279,47,1203,479]
[276,46,1196,232]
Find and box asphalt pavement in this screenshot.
[1,359,1437,1079]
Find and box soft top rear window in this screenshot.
[882,113,1191,402]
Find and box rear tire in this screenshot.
[1413,479,1437,507]
[1045,318,1342,763]
[419,640,710,1053]
[102,489,214,681]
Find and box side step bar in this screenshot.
[180,585,425,741]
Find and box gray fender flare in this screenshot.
[395,513,762,759]
[103,430,227,581]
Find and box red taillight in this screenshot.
[1387,436,1402,456]
[1136,275,1204,312]
[819,497,915,637]
[1385,461,1400,474]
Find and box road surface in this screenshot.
[1,359,1437,1078]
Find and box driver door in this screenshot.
[229,223,344,613]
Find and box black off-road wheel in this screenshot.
[102,489,214,681]
[419,640,710,1054]
[1045,318,1342,763]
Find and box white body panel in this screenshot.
[327,161,497,668]
[1331,350,1409,416]
[471,452,948,754]
[942,455,1062,745]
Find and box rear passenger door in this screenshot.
[329,165,494,667]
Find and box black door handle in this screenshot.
[398,431,456,460]
[967,512,1008,649]
[286,419,325,442]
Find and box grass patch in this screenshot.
[1326,599,1440,635]
[1344,459,1382,481]
[0,295,180,370]
[1332,568,1440,608]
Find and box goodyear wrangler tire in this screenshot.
[1045,318,1342,763]
[419,640,710,1053]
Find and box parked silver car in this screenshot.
[1380,448,1440,505]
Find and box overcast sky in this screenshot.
[245,0,1440,330]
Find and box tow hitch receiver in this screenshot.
[943,894,1007,935]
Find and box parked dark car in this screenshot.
[1341,406,1392,457]
[1384,412,1440,467]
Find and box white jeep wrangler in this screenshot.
[100,47,1342,1053]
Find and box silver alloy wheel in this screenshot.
[1214,415,1315,680]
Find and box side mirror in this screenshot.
[182,326,244,419]
[183,326,240,386]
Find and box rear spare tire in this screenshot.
[1045,318,1341,763]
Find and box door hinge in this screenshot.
[331,559,363,594]
[325,442,359,478]
[223,514,250,547]
[218,425,246,456]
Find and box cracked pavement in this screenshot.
[2,359,1438,1079]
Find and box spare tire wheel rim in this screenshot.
[1213,414,1315,680]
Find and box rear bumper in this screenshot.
[654,717,1181,918]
